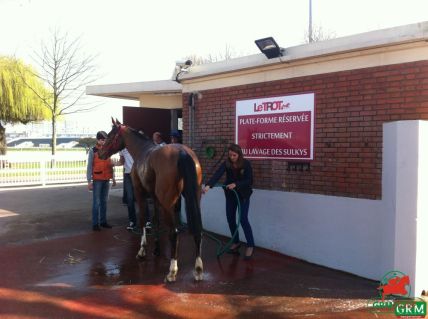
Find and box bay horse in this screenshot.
[98,119,203,282]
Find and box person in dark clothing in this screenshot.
[153,131,166,146]
[118,148,137,231]
[170,130,182,144]
[203,143,255,259]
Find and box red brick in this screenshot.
[185,60,428,200]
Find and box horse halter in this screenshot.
[104,124,126,155]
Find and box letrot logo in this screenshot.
[367,270,426,318]
[253,100,290,112]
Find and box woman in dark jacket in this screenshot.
[203,143,255,259]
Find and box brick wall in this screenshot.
[183,60,428,199]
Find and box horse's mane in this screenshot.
[127,126,151,142]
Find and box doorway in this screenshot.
[122,106,182,144]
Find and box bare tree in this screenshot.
[205,44,239,63]
[185,44,243,66]
[304,25,336,43]
[174,45,244,83]
[30,29,99,155]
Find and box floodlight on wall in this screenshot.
[255,37,285,59]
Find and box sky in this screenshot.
[1,0,427,134]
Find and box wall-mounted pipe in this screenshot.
[188,93,195,148]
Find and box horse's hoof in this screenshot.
[164,275,177,283]
[194,257,203,281]
[193,271,204,281]
[136,254,146,260]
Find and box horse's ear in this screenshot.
[111,117,116,125]
[115,118,122,126]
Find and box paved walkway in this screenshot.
[0,184,396,318]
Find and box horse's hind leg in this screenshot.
[151,198,161,256]
[165,226,179,283]
[162,204,180,283]
[193,232,203,281]
[136,227,147,259]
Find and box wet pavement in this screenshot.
[0,184,399,318]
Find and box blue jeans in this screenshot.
[92,180,110,226]
[123,174,137,224]
[225,191,254,247]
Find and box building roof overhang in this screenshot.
[86,80,182,100]
[180,21,428,83]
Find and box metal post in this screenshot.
[40,158,46,186]
[309,0,313,43]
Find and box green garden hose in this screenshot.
[203,184,242,257]
[130,184,242,258]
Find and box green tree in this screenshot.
[76,137,96,153]
[0,56,50,155]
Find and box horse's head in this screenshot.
[98,118,126,159]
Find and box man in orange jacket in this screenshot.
[86,131,116,231]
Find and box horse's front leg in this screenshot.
[165,225,179,283]
[193,232,203,281]
[134,193,149,260]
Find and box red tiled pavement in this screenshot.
[0,185,398,318]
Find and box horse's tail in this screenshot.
[178,150,202,235]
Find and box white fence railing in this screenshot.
[0,152,123,187]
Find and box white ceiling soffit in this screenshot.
[86,80,182,100]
